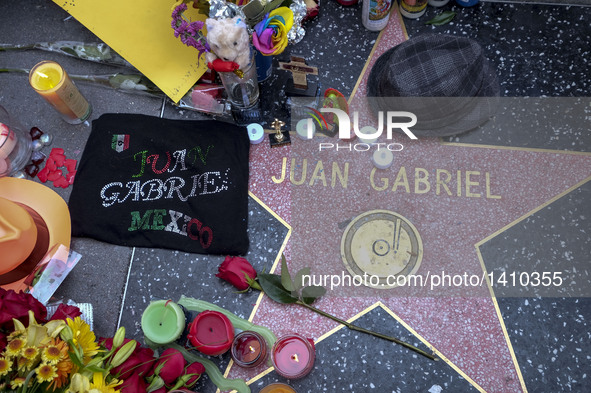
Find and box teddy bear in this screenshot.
[205,16,251,73]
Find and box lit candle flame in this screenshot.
[291,354,299,363]
[249,345,255,353]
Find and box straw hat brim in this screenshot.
[0,177,70,290]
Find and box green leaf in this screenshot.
[301,285,327,305]
[280,255,294,292]
[294,267,311,291]
[60,46,78,57]
[258,273,298,304]
[68,348,84,369]
[84,365,106,373]
[425,11,456,26]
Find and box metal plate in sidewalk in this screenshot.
[341,210,423,289]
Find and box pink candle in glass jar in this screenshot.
[271,334,315,379]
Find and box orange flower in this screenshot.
[47,358,74,391]
[44,338,73,391]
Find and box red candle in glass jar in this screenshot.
[271,334,315,379]
[188,310,234,356]
[231,330,268,368]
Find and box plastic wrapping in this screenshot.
[0,41,133,68]
[26,244,82,305]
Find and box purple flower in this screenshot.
[173,20,189,38]
[172,3,188,19]
[187,21,204,35]
[170,3,210,59]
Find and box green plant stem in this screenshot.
[295,300,437,361]
[20,370,36,393]
[0,44,36,51]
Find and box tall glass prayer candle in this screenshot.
[141,300,186,345]
[271,334,315,379]
[259,383,298,393]
[29,61,92,124]
[231,331,268,368]
[188,310,234,356]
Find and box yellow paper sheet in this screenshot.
[53,0,207,103]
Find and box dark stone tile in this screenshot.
[403,3,591,150]
[479,180,591,390]
[251,305,479,392]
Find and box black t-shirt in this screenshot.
[69,113,250,255]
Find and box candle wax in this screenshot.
[195,313,231,346]
[260,385,297,393]
[273,336,311,375]
[141,300,185,345]
[259,382,297,393]
[32,67,62,90]
[234,335,261,363]
[296,119,315,140]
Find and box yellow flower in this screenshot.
[46,338,74,391]
[5,337,26,356]
[67,317,100,363]
[36,362,58,383]
[88,371,122,393]
[17,355,31,371]
[0,357,11,376]
[22,346,40,361]
[10,377,26,389]
[42,342,63,364]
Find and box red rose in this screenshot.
[216,256,257,291]
[154,348,186,385]
[109,343,155,380]
[120,371,148,393]
[49,303,82,322]
[0,289,47,330]
[184,361,206,387]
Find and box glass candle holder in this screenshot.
[271,334,315,379]
[0,105,33,177]
[259,383,297,393]
[219,53,260,109]
[29,60,92,124]
[231,331,268,368]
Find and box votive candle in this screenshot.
[371,148,394,169]
[141,300,186,345]
[259,382,298,393]
[188,310,235,356]
[296,118,315,140]
[271,334,315,379]
[231,330,268,368]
